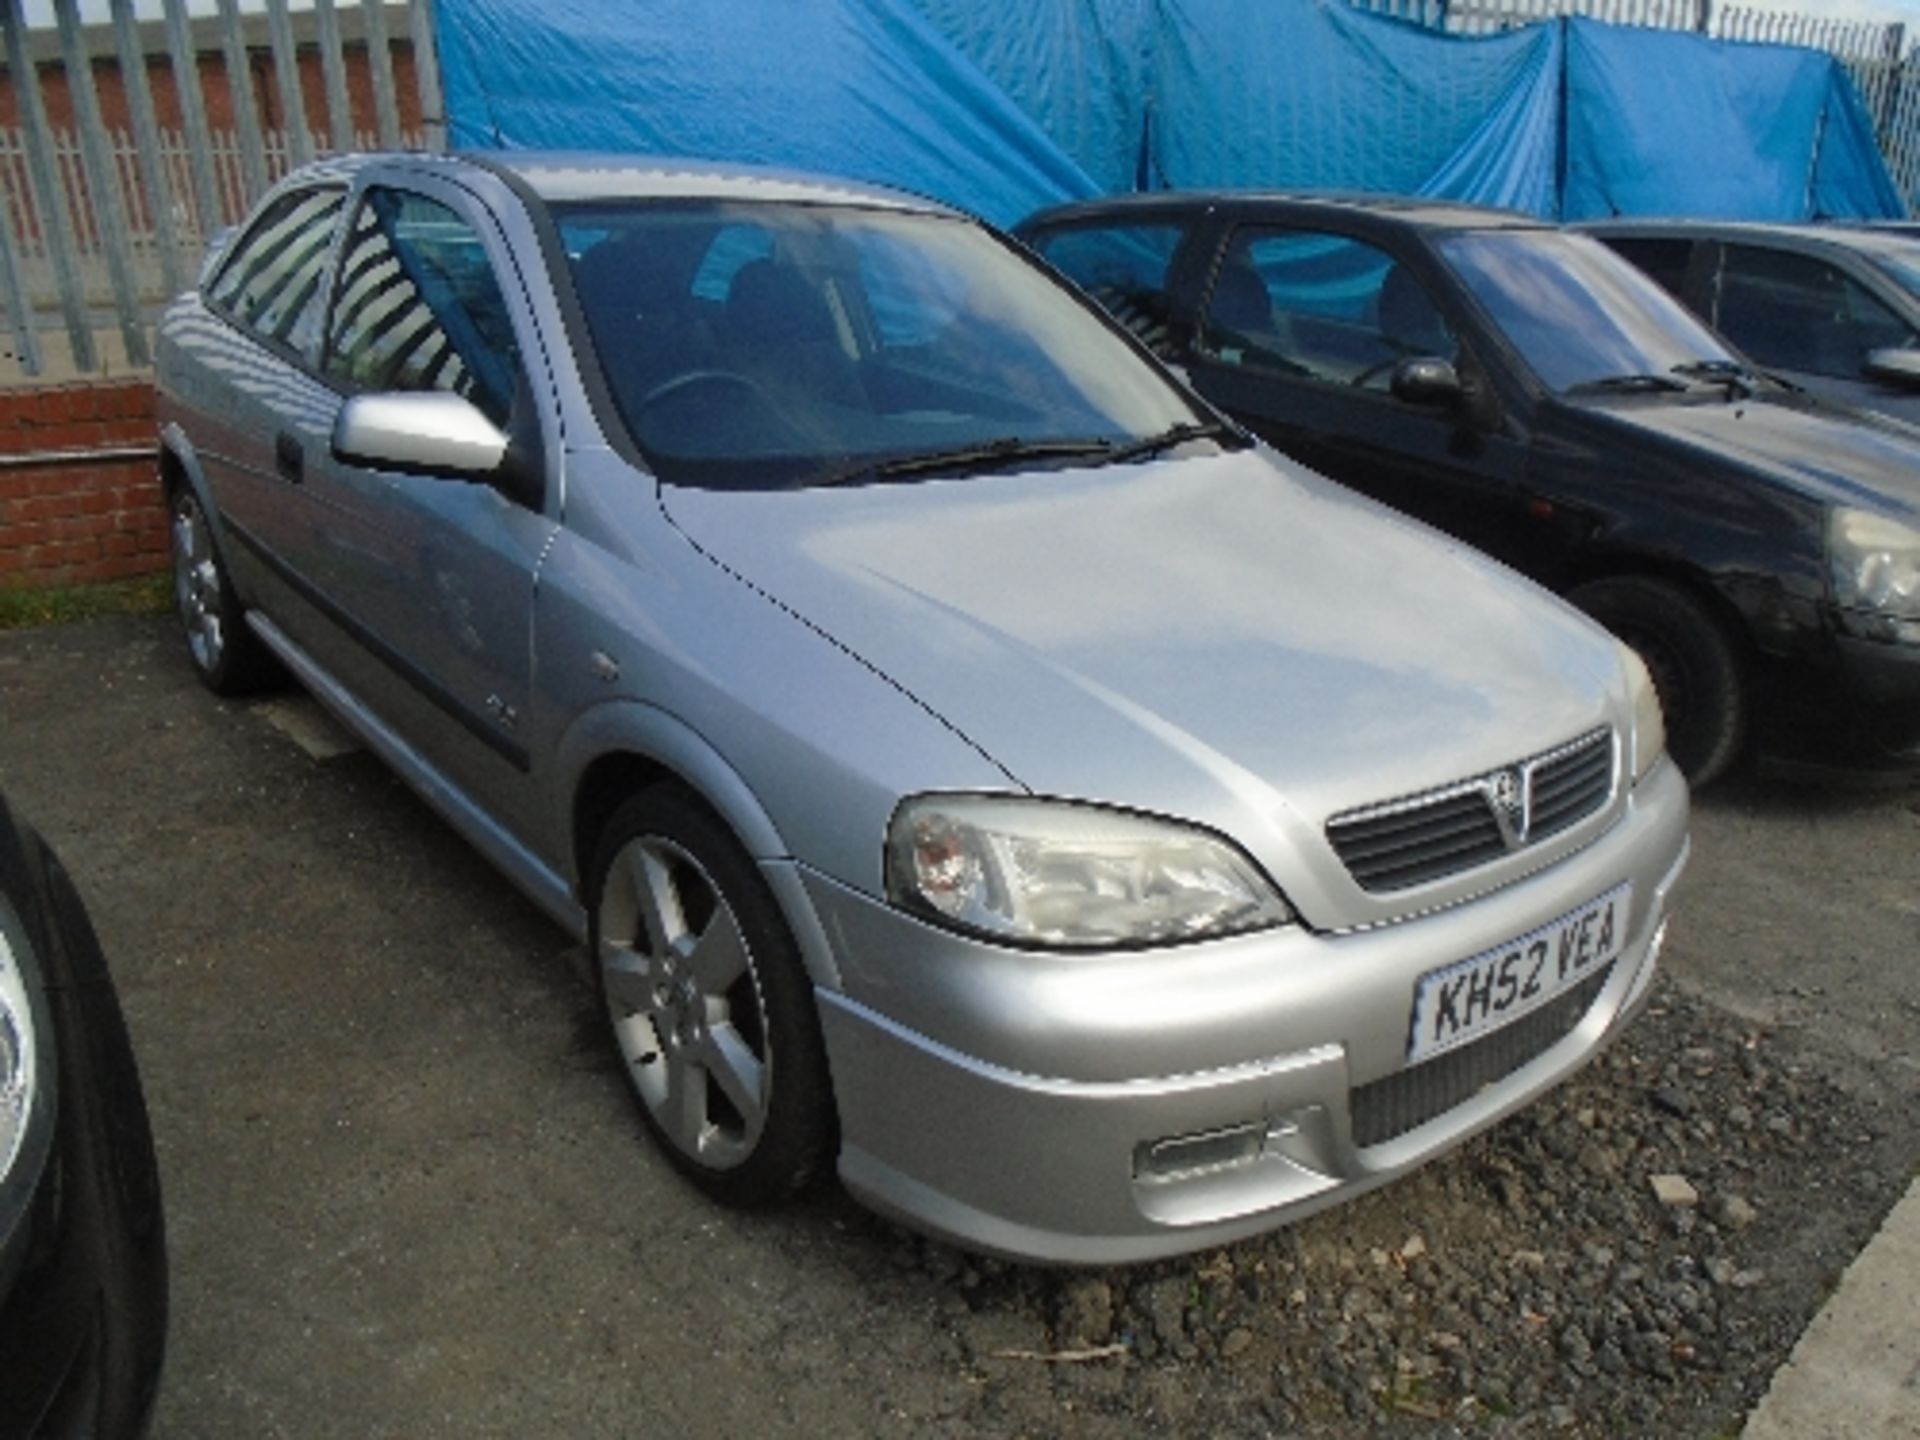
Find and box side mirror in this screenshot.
[1862,346,1920,388]
[1390,356,1465,407]
[332,391,509,479]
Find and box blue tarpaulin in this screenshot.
[433,0,1102,225]
[432,0,1904,224]
[1562,19,1905,219]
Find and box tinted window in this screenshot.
[1199,229,1454,390]
[323,189,522,426]
[559,203,1205,490]
[1031,224,1185,355]
[1603,237,1694,297]
[207,187,344,351]
[1439,230,1738,393]
[1716,245,1912,378]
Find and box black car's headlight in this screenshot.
[887,795,1294,949]
[1829,507,1920,645]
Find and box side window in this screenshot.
[1031,224,1185,356]
[1199,229,1454,389]
[1603,237,1694,300]
[324,188,522,427]
[206,187,345,352]
[1716,245,1913,379]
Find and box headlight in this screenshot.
[886,796,1294,949]
[0,918,39,1192]
[1623,644,1666,784]
[1829,507,1920,644]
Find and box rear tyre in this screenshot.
[1569,574,1746,786]
[587,788,834,1206]
[168,486,278,696]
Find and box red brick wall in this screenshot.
[0,382,166,589]
[0,44,423,139]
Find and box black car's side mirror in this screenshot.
[1862,346,1920,389]
[1390,356,1465,407]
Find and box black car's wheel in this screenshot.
[1570,574,1747,786]
[587,788,834,1205]
[168,486,277,696]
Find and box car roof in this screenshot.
[278,149,956,215]
[1020,190,1547,234]
[1581,217,1920,261]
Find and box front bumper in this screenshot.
[1756,625,1920,775]
[795,759,1689,1264]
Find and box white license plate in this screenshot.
[1407,881,1632,1063]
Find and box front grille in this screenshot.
[1349,964,1613,1148]
[1326,728,1615,893]
[1326,788,1505,892]
[1529,729,1615,841]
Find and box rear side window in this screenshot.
[323,188,522,426]
[1602,237,1694,298]
[1030,223,1185,356]
[206,186,345,352]
[1715,245,1913,378]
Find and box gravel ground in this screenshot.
[817,982,1910,1439]
[1,615,1914,1439]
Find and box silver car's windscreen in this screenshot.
[1439,230,1746,395]
[554,202,1207,489]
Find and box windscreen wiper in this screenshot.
[806,436,1120,489]
[1102,418,1244,464]
[1671,359,1757,397]
[1568,373,1691,394]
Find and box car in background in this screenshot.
[154,152,1688,1263]
[1018,193,1920,785]
[1583,218,1920,424]
[0,792,167,1437]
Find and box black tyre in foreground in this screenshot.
[588,789,835,1206]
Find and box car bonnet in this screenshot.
[660,448,1626,882]
[1576,393,1920,522]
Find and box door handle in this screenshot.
[274,431,304,484]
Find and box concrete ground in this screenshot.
[0,613,1915,1437]
[1745,1179,1920,1440]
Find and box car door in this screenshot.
[183,184,348,617]
[298,176,557,830]
[1707,242,1920,417]
[1175,222,1531,562]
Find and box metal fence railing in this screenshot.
[2,0,1916,378]
[0,0,441,379]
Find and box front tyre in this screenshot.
[168,486,277,695]
[588,789,834,1206]
[1570,574,1746,786]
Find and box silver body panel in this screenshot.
[156,152,1691,1262]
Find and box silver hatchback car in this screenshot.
[155,152,1689,1264]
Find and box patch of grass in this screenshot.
[0,574,172,632]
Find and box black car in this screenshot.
[0,793,166,1437]
[1583,218,1920,425]
[1018,194,1920,784]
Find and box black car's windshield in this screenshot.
[556,201,1211,489]
[1860,239,1920,303]
[1439,230,1745,395]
